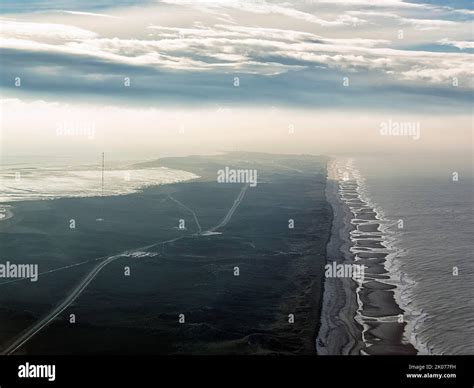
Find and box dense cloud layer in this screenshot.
[0,0,472,110]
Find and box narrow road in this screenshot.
[207,184,249,233]
[168,195,202,234]
[1,233,188,355]
[2,184,249,355]
[0,257,104,287]
[2,253,123,355]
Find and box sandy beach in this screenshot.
[317,159,364,355]
[317,158,417,355]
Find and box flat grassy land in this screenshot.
[0,152,331,355]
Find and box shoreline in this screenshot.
[317,158,417,355]
[316,159,363,355]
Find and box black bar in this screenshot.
[0,355,472,387]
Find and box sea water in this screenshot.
[354,154,473,355]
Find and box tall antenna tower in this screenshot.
[96,152,105,222]
[101,151,105,197]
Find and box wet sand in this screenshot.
[316,162,364,355]
[317,158,417,355]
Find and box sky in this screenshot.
[0,0,472,162]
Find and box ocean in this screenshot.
[354,154,473,355]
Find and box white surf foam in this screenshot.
[333,157,430,354]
